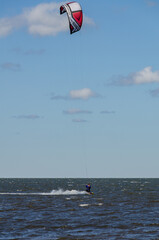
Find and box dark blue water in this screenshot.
[0,178,159,239]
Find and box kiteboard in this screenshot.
[86,191,94,195]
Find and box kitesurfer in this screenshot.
[86,183,91,193]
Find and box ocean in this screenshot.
[0,178,159,239]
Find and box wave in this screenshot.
[0,189,86,196]
[79,203,90,207]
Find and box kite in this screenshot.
[60,2,83,34]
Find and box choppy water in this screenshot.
[0,178,159,239]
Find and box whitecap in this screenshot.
[97,203,103,206]
[79,203,89,207]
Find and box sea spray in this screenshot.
[0,189,86,196]
[50,189,86,195]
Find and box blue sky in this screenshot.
[1,0,159,178]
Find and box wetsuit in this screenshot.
[86,184,91,193]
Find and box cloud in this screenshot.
[72,119,88,123]
[51,94,68,100]
[146,0,157,7]
[24,49,46,55]
[149,88,159,97]
[84,16,95,26]
[63,109,92,115]
[12,114,43,120]
[0,15,24,37]
[12,48,46,55]
[1,62,21,71]
[51,88,98,101]
[0,2,94,37]
[100,110,115,114]
[111,66,159,85]
[69,88,97,100]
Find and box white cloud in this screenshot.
[63,109,92,114]
[51,88,97,101]
[1,62,21,71]
[24,3,66,36]
[133,67,159,84]
[72,119,87,123]
[0,15,24,37]
[0,2,94,37]
[112,66,159,85]
[69,88,96,100]
[12,114,43,119]
[100,110,115,114]
[84,16,95,26]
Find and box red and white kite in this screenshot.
[60,2,83,34]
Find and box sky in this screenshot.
[0,0,159,178]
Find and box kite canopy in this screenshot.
[60,2,83,34]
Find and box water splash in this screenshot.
[0,189,86,196]
[50,189,86,195]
